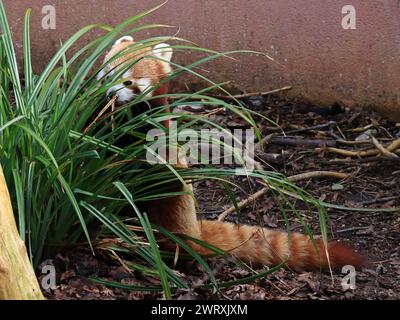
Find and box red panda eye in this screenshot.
[123,80,133,86]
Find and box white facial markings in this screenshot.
[107,82,134,103]
[107,77,153,103]
[106,82,122,98]
[117,87,136,103]
[136,78,153,97]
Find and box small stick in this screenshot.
[386,138,400,152]
[336,139,374,146]
[361,195,400,206]
[335,226,371,234]
[111,98,116,131]
[255,122,337,152]
[322,155,400,165]
[286,121,336,135]
[289,171,349,179]
[317,147,379,158]
[217,171,350,221]
[335,124,347,140]
[348,124,374,133]
[270,136,337,148]
[317,138,400,158]
[111,250,134,275]
[371,137,398,158]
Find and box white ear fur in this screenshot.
[153,43,173,62]
[114,36,134,46]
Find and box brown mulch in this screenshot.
[42,96,400,300]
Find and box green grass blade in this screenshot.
[23,8,33,96]
[12,168,25,240]
[113,181,172,299]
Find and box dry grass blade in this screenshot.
[207,85,292,100]
[83,95,117,134]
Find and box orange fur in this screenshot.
[102,37,366,272]
[145,184,365,272]
[100,37,171,125]
[103,39,171,87]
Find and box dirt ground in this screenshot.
[42,95,400,300]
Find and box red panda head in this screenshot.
[98,36,173,104]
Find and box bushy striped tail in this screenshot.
[197,220,365,272]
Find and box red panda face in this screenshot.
[98,36,173,104]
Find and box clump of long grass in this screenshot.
[0,1,325,297]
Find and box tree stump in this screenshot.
[0,165,44,300]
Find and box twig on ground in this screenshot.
[335,124,347,140]
[336,139,374,146]
[111,251,134,275]
[257,151,290,164]
[371,137,399,158]
[317,147,378,158]
[285,121,337,135]
[335,226,371,234]
[284,171,350,183]
[270,136,337,148]
[217,171,350,222]
[316,138,400,158]
[255,122,337,152]
[361,195,400,206]
[322,156,400,165]
[348,124,375,133]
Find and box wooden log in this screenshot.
[0,165,44,300]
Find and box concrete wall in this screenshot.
[3,0,400,120]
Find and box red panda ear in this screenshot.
[114,36,134,46]
[153,43,173,62]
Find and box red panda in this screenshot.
[97,35,172,127]
[98,36,365,272]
